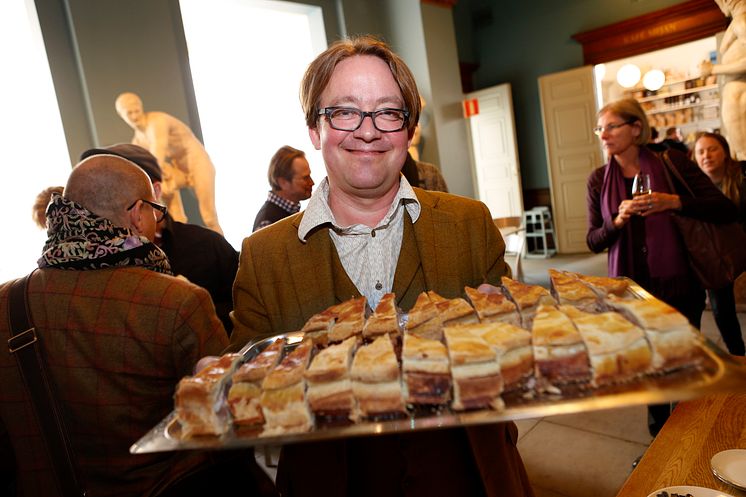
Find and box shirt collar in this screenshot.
[298,175,421,242]
[267,191,301,214]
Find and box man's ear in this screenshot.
[309,126,321,150]
[277,177,291,192]
[152,181,163,201]
[127,201,145,235]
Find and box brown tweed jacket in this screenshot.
[230,187,510,348]
[230,188,534,497]
[0,267,228,496]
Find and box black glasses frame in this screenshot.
[318,106,410,133]
[593,119,636,136]
[127,199,168,223]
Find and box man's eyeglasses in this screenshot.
[593,120,635,136]
[318,107,409,132]
[127,199,168,223]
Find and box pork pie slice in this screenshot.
[228,338,285,426]
[402,334,451,405]
[351,335,406,417]
[427,291,479,327]
[571,272,630,298]
[363,293,402,339]
[548,269,599,312]
[464,285,521,327]
[260,338,314,435]
[501,276,556,328]
[465,322,534,393]
[531,304,591,386]
[328,296,367,344]
[605,295,701,371]
[444,326,503,411]
[300,308,337,348]
[405,292,443,341]
[560,305,652,386]
[175,353,243,437]
[304,336,358,419]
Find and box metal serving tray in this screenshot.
[130,283,746,454]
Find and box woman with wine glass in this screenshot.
[693,132,746,356]
[585,98,737,435]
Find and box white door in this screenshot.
[538,66,603,253]
[465,83,523,219]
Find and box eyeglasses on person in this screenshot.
[318,107,410,132]
[127,199,168,223]
[593,119,637,136]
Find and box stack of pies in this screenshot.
[328,296,367,344]
[402,334,452,405]
[174,353,243,437]
[605,295,700,371]
[464,286,521,327]
[350,335,406,418]
[531,304,591,386]
[405,292,443,341]
[304,336,358,420]
[362,292,402,341]
[172,271,707,438]
[444,326,503,410]
[571,272,630,298]
[259,338,314,435]
[427,291,479,327]
[560,306,652,386]
[464,322,534,393]
[300,308,337,348]
[501,276,556,328]
[228,338,285,426]
[549,269,599,312]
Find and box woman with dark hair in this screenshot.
[586,98,737,435]
[693,132,746,355]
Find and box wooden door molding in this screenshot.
[572,0,728,65]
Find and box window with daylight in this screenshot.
[179,0,327,248]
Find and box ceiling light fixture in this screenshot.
[616,63,641,88]
[642,69,665,91]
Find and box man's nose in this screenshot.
[354,114,379,138]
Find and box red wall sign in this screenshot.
[462,98,479,118]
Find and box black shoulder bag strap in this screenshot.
[660,150,696,197]
[7,272,86,497]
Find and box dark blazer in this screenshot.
[229,188,533,497]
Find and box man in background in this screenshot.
[80,144,238,334]
[661,126,689,154]
[115,92,223,234]
[253,145,314,231]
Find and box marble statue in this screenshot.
[700,0,746,160]
[115,92,223,234]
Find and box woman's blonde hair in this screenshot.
[598,98,650,146]
[695,132,742,205]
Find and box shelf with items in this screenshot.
[627,77,720,133]
[635,84,718,102]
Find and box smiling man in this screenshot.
[229,35,533,496]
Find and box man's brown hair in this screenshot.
[300,35,421,136]
[268,145,305,191]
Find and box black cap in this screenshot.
[80,143,162,183]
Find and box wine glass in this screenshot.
[632,173,651,198]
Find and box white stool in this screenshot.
[523,206,556,258]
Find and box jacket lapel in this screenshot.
[286,220,359,319]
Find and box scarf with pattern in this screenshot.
[38,193,172,275]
